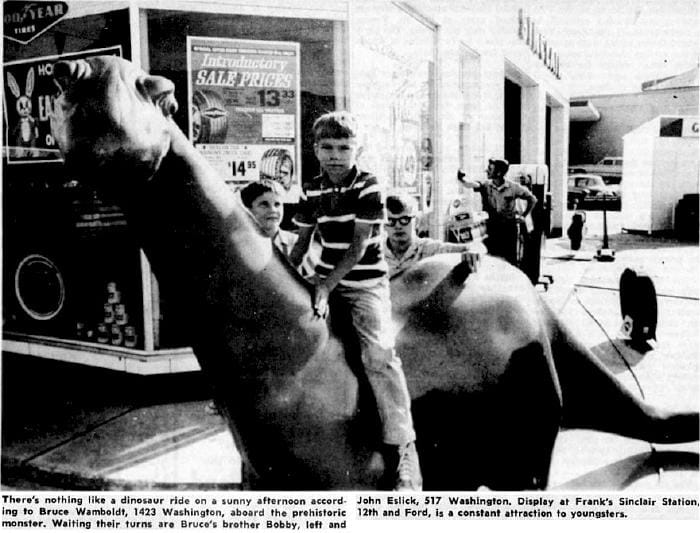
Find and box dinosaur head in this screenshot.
[50,55,178,180]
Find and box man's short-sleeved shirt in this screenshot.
[480,179,536,220]
[293,167,387,287]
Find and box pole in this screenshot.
[602,195,609,249]
[596,193,615,262]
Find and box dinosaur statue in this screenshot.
[49,56,698,490]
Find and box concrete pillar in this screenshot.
[521,84,546,164]
[482,55,505,161]
[548,103,569,235]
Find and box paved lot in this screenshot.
[2,212,698,491]
[542,211,698,491]
[1,358,241,489]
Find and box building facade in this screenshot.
[569,67,699,165]
[2,0,569,372]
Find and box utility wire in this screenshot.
[572,286,646,400]
[572,286,659,479]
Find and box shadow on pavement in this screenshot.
[553,450,699,491]
[589,339,649,375]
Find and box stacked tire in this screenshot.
[191,90,229,144]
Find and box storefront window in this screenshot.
[2,5,142,348]
[145,10,345,199]
[2,3,348,355]
[460,46,483,179]
[3,6,131,168]
[143,9,346,347]
[350,1,436,211]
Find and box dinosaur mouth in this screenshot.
[52,59,91,96]
[156,92,178,117]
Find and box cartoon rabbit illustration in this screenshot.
[6,68,39,158]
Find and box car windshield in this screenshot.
[603,176,621,186]
[576,178,600,187]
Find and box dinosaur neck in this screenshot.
[123,122,328,375]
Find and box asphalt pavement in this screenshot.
[542,210,699,491]
[2,210,698,491]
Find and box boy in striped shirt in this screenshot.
[290,111,421,491]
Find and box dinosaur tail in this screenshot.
[547,306,699,444]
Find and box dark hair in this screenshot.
[386,193,418,215]
[240,181,278,208]
[488,158,509,176]
[312,111,360,142]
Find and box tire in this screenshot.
[191,89,229,143]
[619,268,657,346]
[14,252,66,322]
[191,103,203,143]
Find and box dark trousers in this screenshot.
[486,217,520,266]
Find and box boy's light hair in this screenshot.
[312,111,360,142]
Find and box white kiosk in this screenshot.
[621,115,699,233]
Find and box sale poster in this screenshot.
[2,46,121,164]
[187,36,301,201]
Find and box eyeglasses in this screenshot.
[385,216,415,227]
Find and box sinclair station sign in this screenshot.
[3,1,69,45]
[518,8,561,80]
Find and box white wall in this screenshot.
[622,123,655,232]
[549,102,569,230]
[622,116,699,232]
[521,85,546,163]
[651,137,700,231]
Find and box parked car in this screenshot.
[574,157,623,178]
[598,156,623,168]
[601,175,622,197]
[567,174,619,208]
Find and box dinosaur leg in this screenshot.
[412,341,562,491]
[484,341,563,490]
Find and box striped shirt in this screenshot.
[293,167,388,287]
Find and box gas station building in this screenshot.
[2,0,570,371]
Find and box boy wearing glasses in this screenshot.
[289,111,421,491]
[384,193,484,280]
